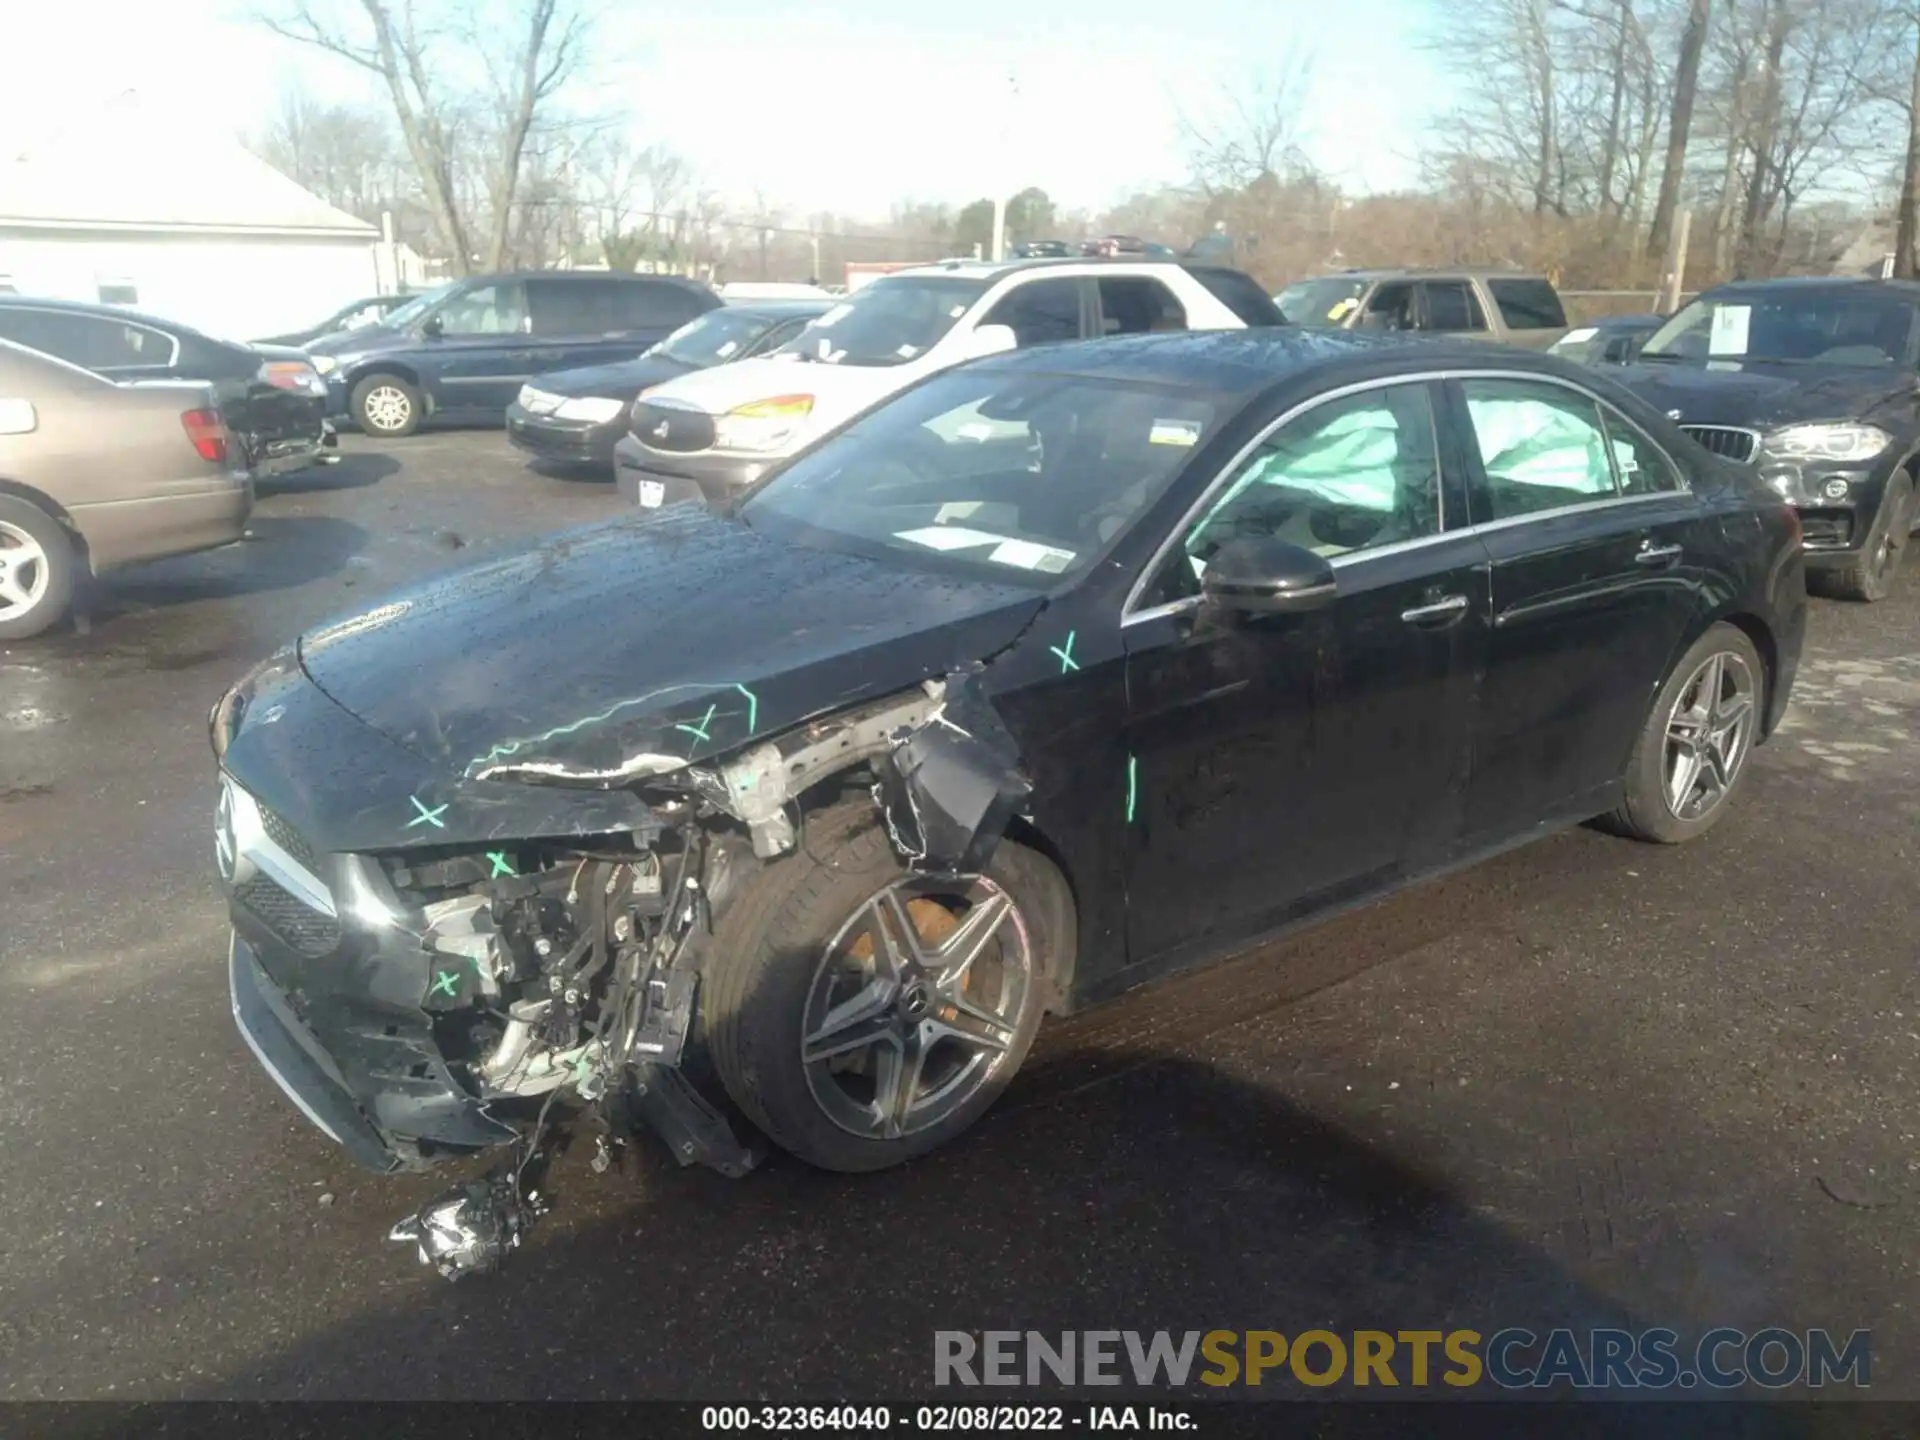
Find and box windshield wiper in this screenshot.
[1636,351,1686,364]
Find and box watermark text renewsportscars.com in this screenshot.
[934,1328,1871,1390]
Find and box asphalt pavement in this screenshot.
[2,431,1916,1401]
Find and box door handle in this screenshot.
[1635,542,1683,566]
[1400,594,1470,625]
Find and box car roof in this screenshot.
[449,270,715,289]
[972,327,1575,394]
[0,294,219,339]
[886,256,1212,281]
[723,298,834,319]
[1294,268,1554,284]
[1699,276,1920,300]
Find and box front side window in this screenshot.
[1423,281,1486,333]
[1640,292,1918,367]
[781,276,988,367]
[1097,277,1187,336]
[981,278,1082,348]
[1462,378,1617,520]
[742,369,1222,584]
[383,281,459,330]
[1363,282,1415,331]
[435,282,528,336]
[1142,383,1442,609]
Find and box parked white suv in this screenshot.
[612,258,1281,507]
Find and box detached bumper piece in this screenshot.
[389,1169,548,1280]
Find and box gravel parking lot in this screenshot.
[3,428,1917,1400]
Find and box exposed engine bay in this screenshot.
[371,676,1031,1279]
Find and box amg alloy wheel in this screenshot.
[704,804,1067,1173]
[1661,649,1756,823]
[1603,621,1765,844]
[801,876,1033,1142]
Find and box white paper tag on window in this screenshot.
[1150,419,1202,447]
[1708,305,1751,356]
[637,480,665,508]
[988,538,1076,572]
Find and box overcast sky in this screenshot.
[2,0,1451,217]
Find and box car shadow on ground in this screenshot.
[525,458,616,485]
[188,1055,1803,1432]
[255,451,400,495]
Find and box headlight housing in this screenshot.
[1760,423,1891,463]
[311,355,339,376]
[715,394,814,453]
[554,396,628,424]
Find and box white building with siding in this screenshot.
[0,92,382,341]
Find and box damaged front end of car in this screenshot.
[213,646,1031,1280]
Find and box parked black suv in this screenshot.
[1615,278,1920,601]
[304,271,721,438]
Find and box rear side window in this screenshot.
[613,281,713,332]
[981,278,1082,347]
[1487,278,1569,330]
[1422,281,1487,333]
[1462,378,1618,520]
[1186,267,1285,326]
[1098,278,1187,336]
[1600,408,1683,496]
[0,309,173,369]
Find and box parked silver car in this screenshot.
[0,340,252,639]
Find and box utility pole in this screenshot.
[1659,210,1692,314]
[990,68,1018,262]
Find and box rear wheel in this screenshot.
[1604,622,1764,844]
[0,496,76,641]
[703,805,1069,1173]
[1813,473,1911,603]
[351,374,423,438]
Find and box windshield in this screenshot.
[1277,278,1370,326]
[1640,292,1919,367]
[775,276,988,366]
[654,308,784,366]
[380,281,460,331]
[741,368,1223,584]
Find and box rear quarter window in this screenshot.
[1487,278,1569,330]
[1186,267,1286,326]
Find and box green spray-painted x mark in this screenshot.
[486,851,515,877]
[405,795,449,829]
[429,969,460,998]
[1050,630,1080,674]
[674,702,717,745]
[734,683,759,734]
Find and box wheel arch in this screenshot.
[0,477,91,571]
[1706,608,1779,738]
[346,362,426,398]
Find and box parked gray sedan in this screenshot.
[0,339,252,638]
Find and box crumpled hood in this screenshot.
[534,352,693,400]
[1613,359,1917,430]
[638,353,903,430]
[296,504,1045,785]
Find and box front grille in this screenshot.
[1680,425,1760,464]
[257,802,318,873]
[629,401,716,454]
[235,873,341,957]
[1798,510,1853,549]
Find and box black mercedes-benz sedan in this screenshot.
[505,299,830,471]
[211,330,1804,1276]
[1614,277,1920,601]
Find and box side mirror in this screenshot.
[419,313,444,339]
[1201,537,1337,615]
[962,323,1017,360]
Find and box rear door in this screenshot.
[1448,374,1710,845]
[1483,277,1571,350]
[1121,377,1490,966]
[1418,280,1492,340]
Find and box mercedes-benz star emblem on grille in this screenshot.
[215,779,237,882]
[651,420,670,440]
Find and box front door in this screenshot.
[1121,378,1490,968]
[423,280,533,412]
[1447,375,1709,845]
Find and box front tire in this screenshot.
[1813,473,1911,603]
[1604,622,1764,844]
[351,374,423,438]
[0,496,77,640]
[704,805,1069,1173]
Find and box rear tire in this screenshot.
[351,374,423,438]
[0,496,76,641]
[1812,473,1910,603]
[703,803,1070,1173]
[1603,622,1765,844]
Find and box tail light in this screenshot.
[182,408,230,463]
[261,360,326,396]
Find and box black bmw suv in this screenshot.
[1615,278,1920,600]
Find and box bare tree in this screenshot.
[256,0,595,273]
[1177,54,1316,195]
[1648,0,1713,257]
[251,88,408,223]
